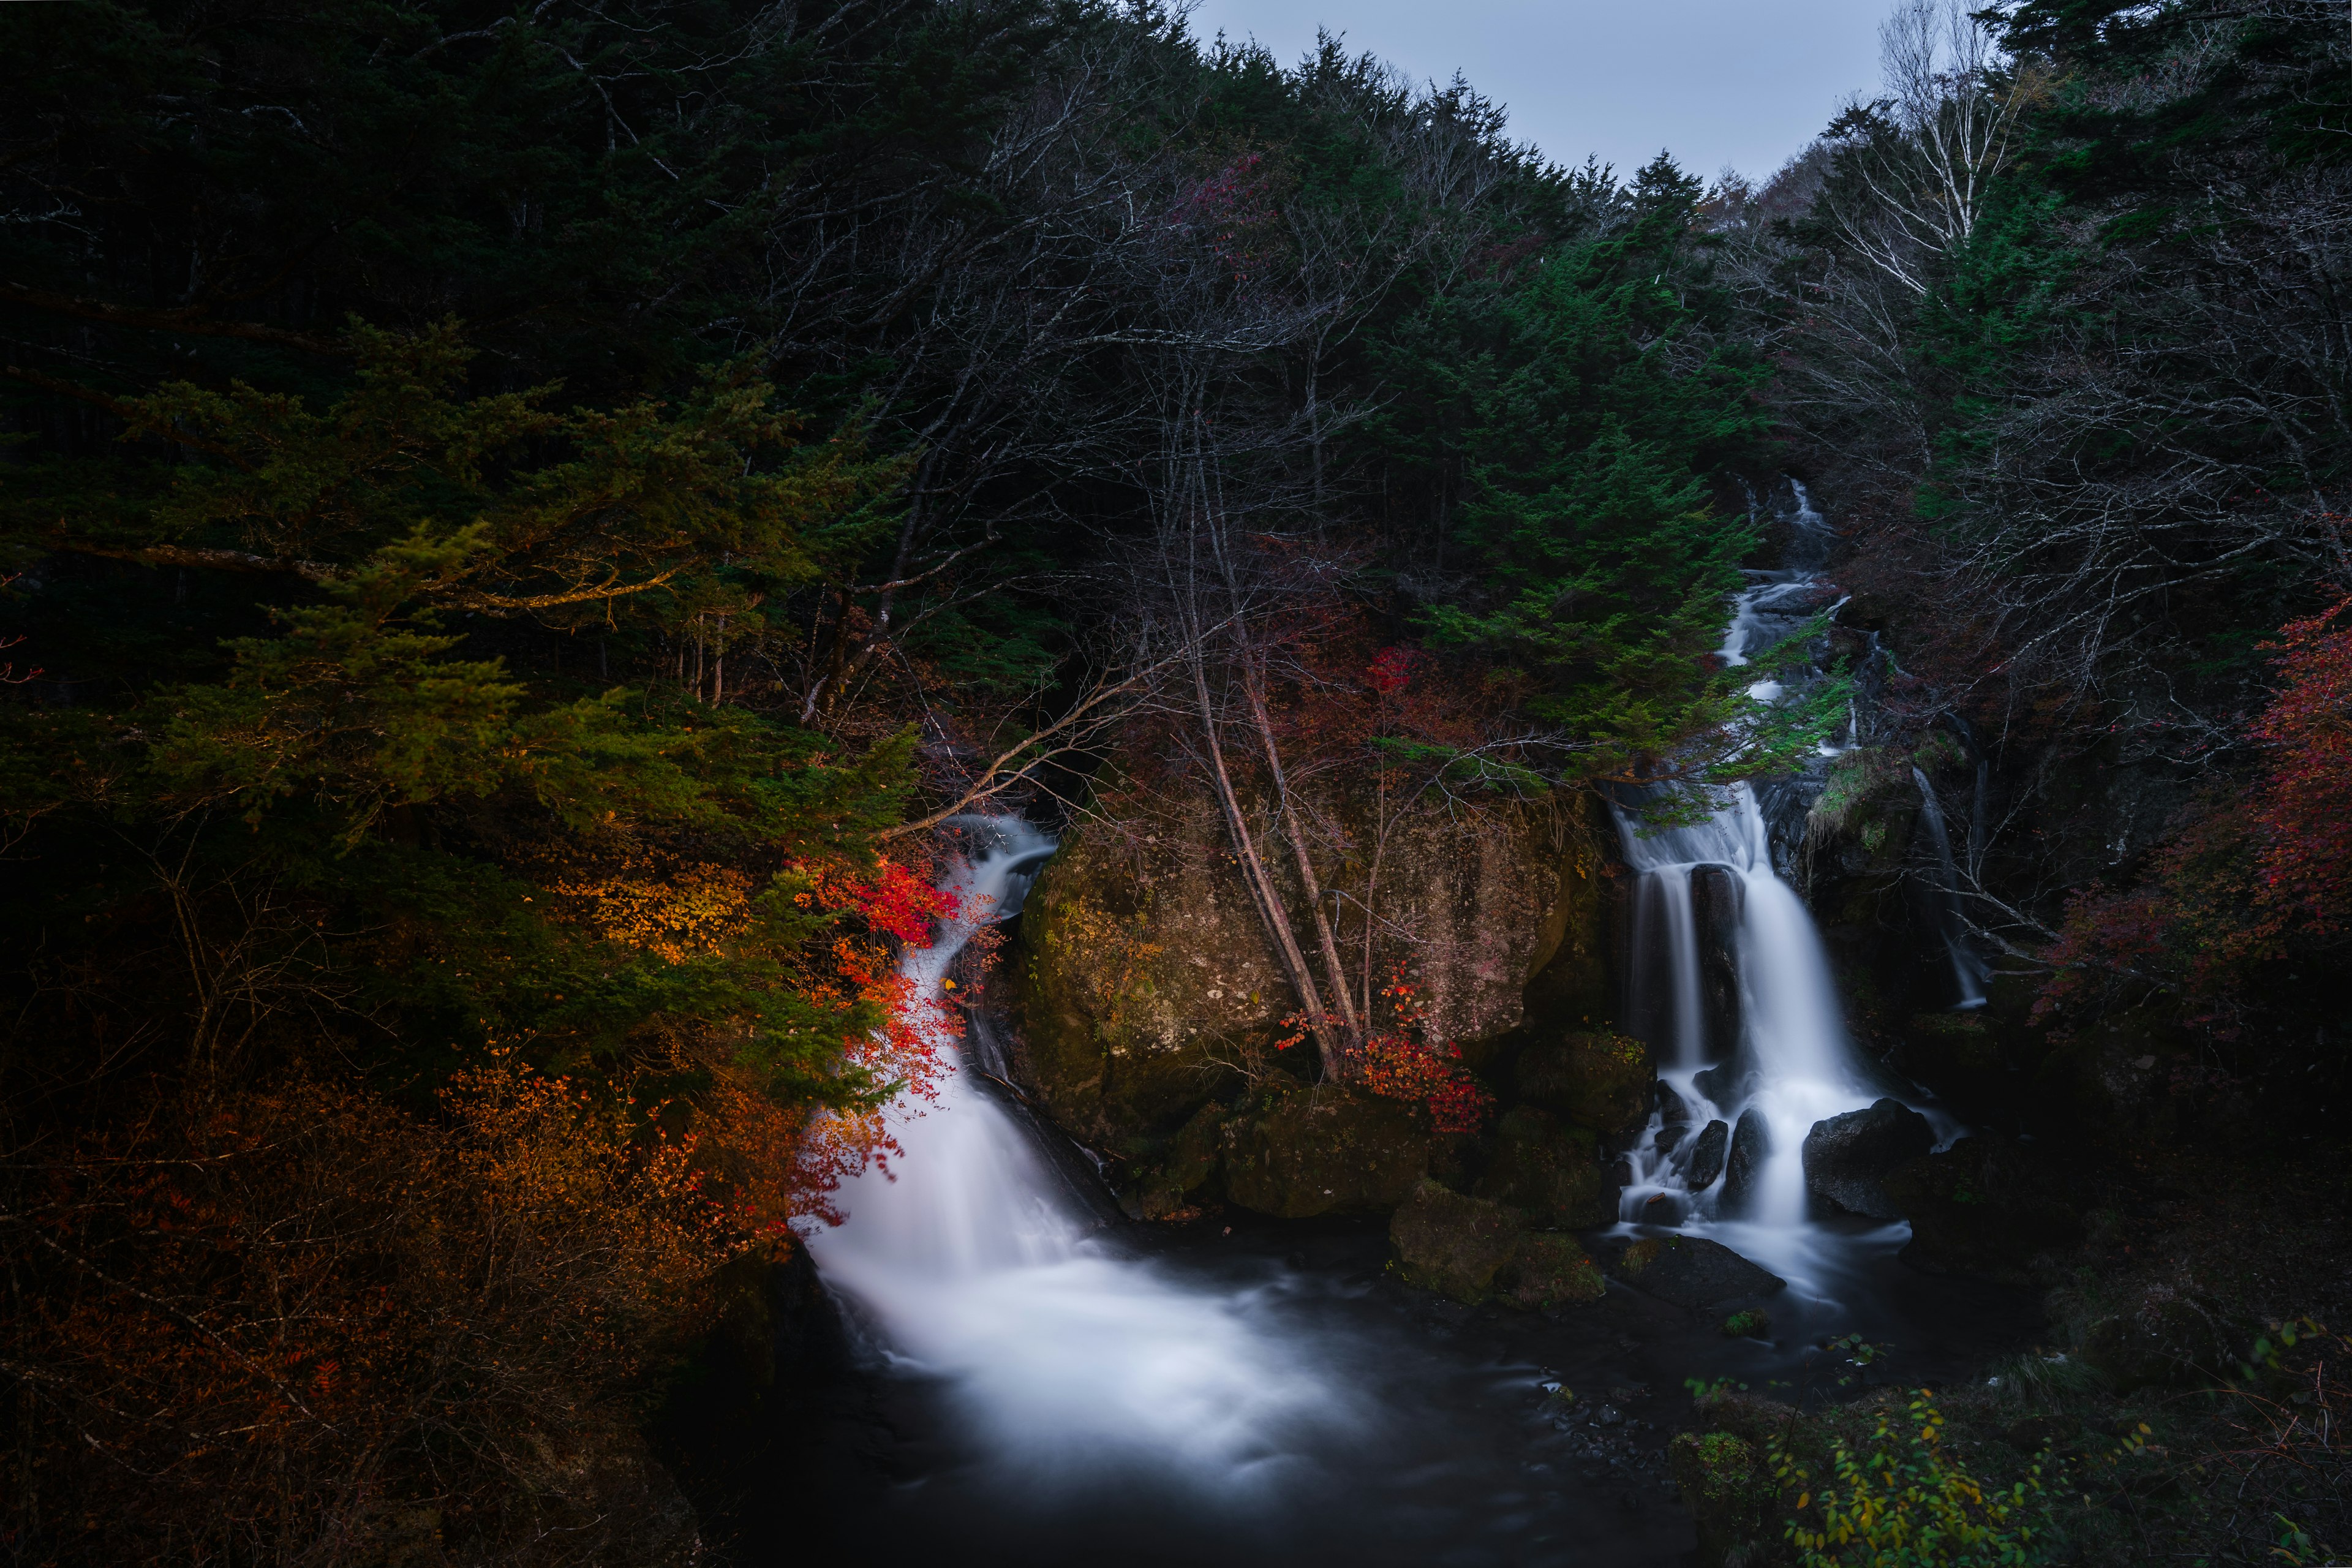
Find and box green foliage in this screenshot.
[1406,157,1836,787]
[1771,1394,2050,1567]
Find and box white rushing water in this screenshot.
[802,818,1344,1494]
[1610,483,1935,1290]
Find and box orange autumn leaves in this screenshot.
[540,849,959,1236]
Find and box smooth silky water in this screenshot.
[774,491,2034,1564]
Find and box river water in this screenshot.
[736,491,2030,1565]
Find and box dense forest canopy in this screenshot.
[2,0,2348,1560]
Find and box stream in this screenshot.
[708,488,2039,1567]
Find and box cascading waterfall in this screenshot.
[802,818,1343,1493]
[1611,483,1916,1283]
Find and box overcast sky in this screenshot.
[1183,0,1897,184]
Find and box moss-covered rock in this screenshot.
[1513,1030,1653,1140]
[1220,1085,1430,1218]
[1125,1099,1228,1219]
[1880,1136,2083,1284]
[1667,1430,1771,1568]
[1389,1178,1522,1301]
[1471,1106,1613,1226]
[1495,1230,1607,1310]
[1012,790,1610,1147]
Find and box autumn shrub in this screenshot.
[4,1060,744,1564]
[1770,1394,2050,1567]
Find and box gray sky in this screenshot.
[1185,0,1895,184]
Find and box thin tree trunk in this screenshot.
[1189,647,1342,1079]
[1241,658,1361,1047]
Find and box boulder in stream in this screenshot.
[1389,1180,1521,1302]
[1609,1234,1784,1308]
[1495,1231,1607,1310]
[1390,1182,1607,1310]
[1684,1118,1730,1189]
[1718,1110,1771,1210]
[1220,1084,1430,1218]
[1471,1106,1613,1227]
[1801,1098,1934,1219]
[1514,1030,1654,1139]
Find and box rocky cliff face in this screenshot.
[1007,785,1622,1153]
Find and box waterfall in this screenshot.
[1611,483,1896,1276]
[802,817,1343,1493]
[1912,767,1991,1009]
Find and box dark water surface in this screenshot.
[668,1210,2041,1568]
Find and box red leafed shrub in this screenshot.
[2245,592,2352,934]
[1278,965,1494,1134]
[2038,592,2352,1024]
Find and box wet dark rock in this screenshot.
[1471,1106,1613,1227]
[1126,1098,1228,1218]
[1801,1098,1934,1219]
[1880,1136,2084,1283]
[1654,1123,1687,1155]
[1495,1231,1608,1311]
[1389,1180,1520,1302]
[1657,1082,1694,1125]
[1691,1062,1756,1109]
[1719,1110,1771,1210]
[1684,1119,1730,1189]
[1689,865,1744,1062]
[1220,1085,1430,1218]
[1640,1193,1681,1226]
[1608,1234,1784,1308]
[1515,1031,1656,1140]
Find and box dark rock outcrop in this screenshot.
[1684,1118,1730,1189]
[1220,1085,1430,1218]
[1471,1106,1612,1227]
[1389,1180,1520,1300]
[1126,1099,1228,1218]
[1515,1030,1654,1140]
[1801,1098,1934,1219]
[1689,864,1744,1061]
[1390,1182,1606,1309]
[1719,1109,1771,1210]
[1494,1231,1608,1311]
[1608,1234,1784,1308]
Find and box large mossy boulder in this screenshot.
[1880,1136,2083,1284]
[1013,790,1612,1147]
[1389,1179,1520,1300]
[1389,1181,1606,1308]
[1495,1230,1608,1310]
[1220,1085,1430,1218]
[1514,1030,1653,1140]
[1802,1098,1934,1220]
[1471,1106,1613,1227]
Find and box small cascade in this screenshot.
[1612,482,1915,1282]
[1912,767,1991,1009]
[803,818,1341,1493]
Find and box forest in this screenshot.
[0,0,2346,1563]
